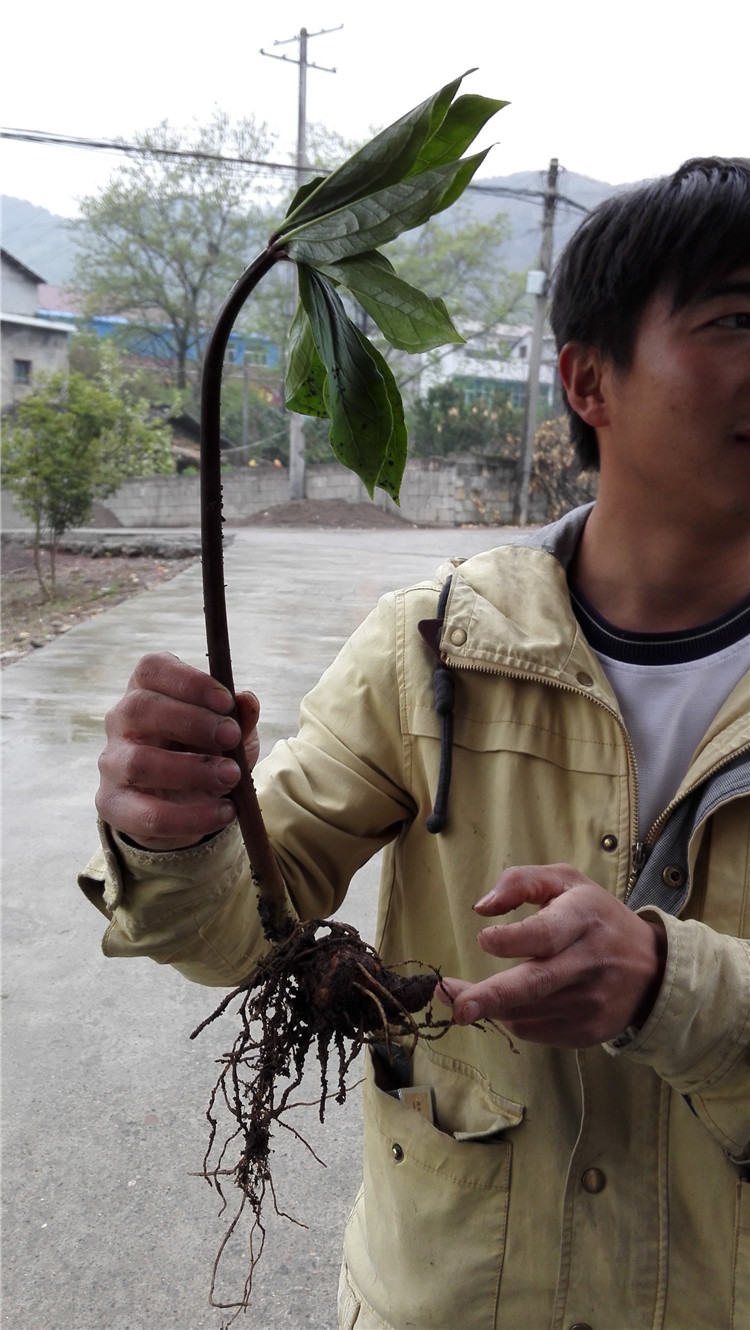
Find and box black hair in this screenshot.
[550,157,750,470]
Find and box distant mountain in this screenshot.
[1,171,627,290]
[1,197,81,285]
[461,170,626,270]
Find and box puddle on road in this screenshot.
[2,699,105,747]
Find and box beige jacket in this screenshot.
[80,509,750,1330]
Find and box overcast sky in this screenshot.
[1,0,747,218]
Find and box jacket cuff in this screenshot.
[77,819,277,986]
[78,819,239,915]
[604,908,750,1096]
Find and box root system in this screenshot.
[190,917,449,1325]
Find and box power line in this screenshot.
[466,182,589,214]
[2,126,591,213]
[0,127,302,177]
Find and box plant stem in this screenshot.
[200,242,295,943]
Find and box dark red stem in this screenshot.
[200,242,295,942]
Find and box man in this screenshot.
[83,157,750,1329]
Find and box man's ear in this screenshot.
[558,343,610,429]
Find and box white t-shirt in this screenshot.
[569,587,750,839]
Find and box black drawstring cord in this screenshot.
[425,577,455,834]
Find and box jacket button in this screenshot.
[662,864,686,889]
[391,1143,404,1162]
[601,834,618,853]
[581,1167,606,1193]
[449,628,467,646]
[569,1324,594,1330]
[576,671,594,686]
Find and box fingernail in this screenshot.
[209,686,235,714]
[473,891,495,911]
[218,801,236,824]
[216,718,241,748]
[458,1000,481,1025]
[218,759,240,786]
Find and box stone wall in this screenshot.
[2,455,549,531]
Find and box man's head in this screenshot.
[550,157,750,470]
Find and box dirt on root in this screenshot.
[0,544,197,667]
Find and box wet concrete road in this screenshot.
[1,523,519,1330]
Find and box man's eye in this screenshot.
[713,312,750,329]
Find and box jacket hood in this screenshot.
[439,504,604,689]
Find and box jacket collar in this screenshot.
[439,502,749,777]
[508,500,594,564]
[440,504,599,688]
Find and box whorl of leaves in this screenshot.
[275,72,508,502]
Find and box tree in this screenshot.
[530,415,599,518]
[385,204,519,332]
[408,380,522,458]
[377,204,526,395]
[1,367,171,596]
[75,112,276,391]
[217,379,289,465]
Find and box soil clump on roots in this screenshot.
[191,918,446,1326]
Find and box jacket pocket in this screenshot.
[344,1071,516,1330]
[338,1258,364,1330]
[732,1178,750,1330]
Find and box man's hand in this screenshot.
[438,864,667,1047]
[95,652,260,852]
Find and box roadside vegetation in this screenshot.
[1,342,172,596]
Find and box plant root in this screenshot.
[190,918,449,1326]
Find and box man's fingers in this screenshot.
[128,652,235,714]
[473,863,584,916]
[108,687,241,752]
[436,977,470,1006]
[477,898,587,961]
[96,655,261,848]
[95,785,237,849]
[98,744,240,796]
[95,743,242,848]
[235,691,261,769]
[445,955,575,1026]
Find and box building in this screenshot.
[36,284,278,377]
[1,250,72,411]
[426,322,559,411]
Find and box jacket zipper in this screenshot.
[445,655,748,896]
[627,740,750,897]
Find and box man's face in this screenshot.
[597,266,750,526]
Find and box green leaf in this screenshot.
[282,149,490,264]
[282,75,467,230]
[405,94,508,175]
[298,266,394,496]
[284,175,328,219]
[430,149,494,217]
[275,77,508,504]
[351,327,407,501]
[285,302,328,417]
[313,252,464,352]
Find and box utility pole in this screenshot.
[518,158,558,525]
[241,339,249,453]
[261,25,341,501]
